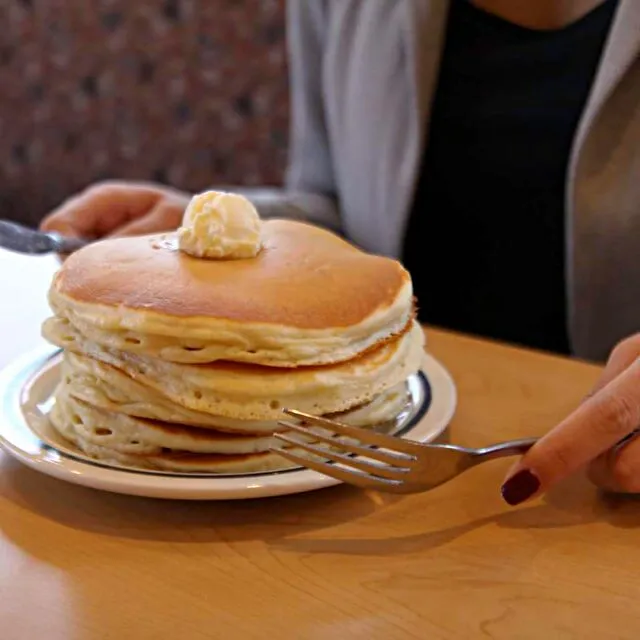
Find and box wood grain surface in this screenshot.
[1,248,638,640]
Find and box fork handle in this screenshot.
[472,437,538,462]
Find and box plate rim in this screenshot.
[0,345,457,500]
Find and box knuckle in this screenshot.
[84,180,119,199]
[590,393,640,437]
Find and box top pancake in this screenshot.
[54,219,410,327]
[48,220,414,366]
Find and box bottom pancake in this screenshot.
[49,393,299,473]
[51,389,284,455]
[48,384,412,474]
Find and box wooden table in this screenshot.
[1,247,638,640]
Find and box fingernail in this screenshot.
[501,469,540,506]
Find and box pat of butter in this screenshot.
[178,190,262,259]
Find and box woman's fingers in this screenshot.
[40,182,163,239]
[582,335,640,492]
[501,355,640,505]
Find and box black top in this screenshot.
[403,0,618,354]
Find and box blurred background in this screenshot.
[0,0,290,226]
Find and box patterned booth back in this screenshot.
[0,0,289,226]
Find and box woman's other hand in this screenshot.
[40,181,191,240]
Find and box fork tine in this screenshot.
[278,420,416,466]
[283,408,422,455]
[272,446,406,492]
[273,433,410,481]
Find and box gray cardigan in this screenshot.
[244,0,640,362]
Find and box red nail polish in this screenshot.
[501,469,540,506]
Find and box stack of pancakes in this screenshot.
[42,219,424,473]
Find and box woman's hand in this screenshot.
[40,181,191,240]
[501,333,640,504]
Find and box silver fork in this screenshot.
[273,409,537,494]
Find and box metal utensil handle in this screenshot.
[473,437,538,463]
[0,220,53,253]
[50,233,89,254]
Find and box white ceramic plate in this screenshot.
[0,347,456,500]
